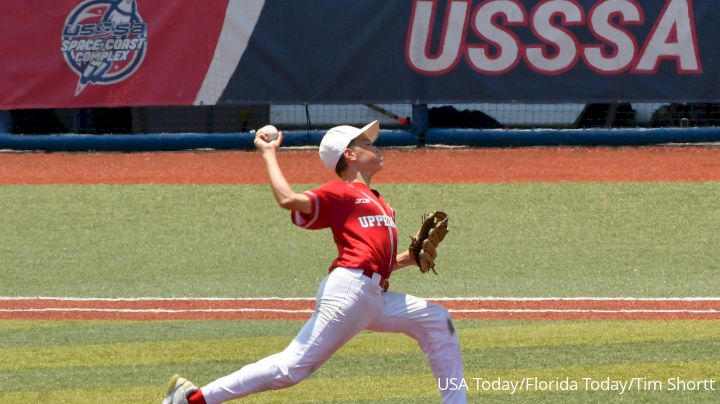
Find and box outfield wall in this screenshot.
[2,0,719,150]
[2,128,720,152]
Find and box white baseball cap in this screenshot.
[319,120,380,170]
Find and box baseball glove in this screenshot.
[409,211,449,275]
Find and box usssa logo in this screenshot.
[61,0,147,95]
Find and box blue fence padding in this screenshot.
[273,129,417,148]
[0,128,718,151]
[426,128,720,147]
[0,129,418,152]
[0,133,254,152]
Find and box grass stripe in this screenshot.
[458,321,720,349]
[3,321,719,371]
[2,363,719,403]
[3,340,720,391]
[0,375,442,403]
[0,320,303,348]
[0,386,164,404]
[0,337,287,371]
[3,320,719,348]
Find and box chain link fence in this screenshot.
[6,102,720,134]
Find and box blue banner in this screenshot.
[216,0,715,104]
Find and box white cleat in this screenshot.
[162,374,198,404]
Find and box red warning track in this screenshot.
[1,146,720,184]
[2,298,719,321]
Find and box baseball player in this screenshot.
[163,120,465,403]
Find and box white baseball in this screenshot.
[259,125,279,141]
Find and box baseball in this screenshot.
[258,125,279,141]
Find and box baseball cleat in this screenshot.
[162,374,198,404]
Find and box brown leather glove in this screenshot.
[408,211,449,275]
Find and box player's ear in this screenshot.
[342,148,356,162]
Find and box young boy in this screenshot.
[164,120,466,403]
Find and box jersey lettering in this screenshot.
[358,215,397,228]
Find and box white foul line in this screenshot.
[2,296,720,301]
[0,308,314,314]
[450,309,719,314]
[1,308,717,315]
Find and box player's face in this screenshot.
[350,134,383,173]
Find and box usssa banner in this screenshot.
[0,0,716,108]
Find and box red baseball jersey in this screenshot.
[291,180,397,278]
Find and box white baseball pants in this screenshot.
[200,267,466,403]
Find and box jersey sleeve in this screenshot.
[290,183,342,230]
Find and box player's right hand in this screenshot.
[254,129,283,152]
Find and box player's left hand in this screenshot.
[408,211,449,275]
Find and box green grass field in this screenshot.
[1,183,719,402]
[1,183,719,297]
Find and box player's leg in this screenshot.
[198,269,384,403]
[368,292,466,404]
